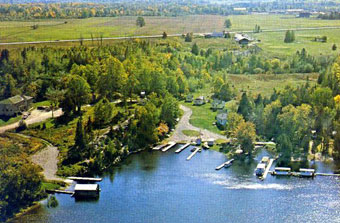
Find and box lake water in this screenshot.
[14,145,340,223]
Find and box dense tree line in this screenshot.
[0,136,44,222]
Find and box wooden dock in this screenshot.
[175,143,190,153]
[68,177,102,182]
[186,147,199,161]
[46,189,74,195]
[316,173,340,177]
[161,141,176,152]
[215,159,234,170]
[261,159,274,180]
[152,144,166,151]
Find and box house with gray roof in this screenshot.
[0,95,33,116]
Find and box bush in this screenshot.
[47,195,58,208]
[16,120,27,132]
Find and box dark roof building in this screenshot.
[0,95,33,116]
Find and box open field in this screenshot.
[1,14,340,56]
[227,73,319,98]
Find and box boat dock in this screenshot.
[46,189,74,195]
[261,159,274,180]
[315,173,340,177]
[175,143,190,153]
[162,142,176,152]
[68,177,102,182]
[152,144,166,151]
[215,159,234,170]
[186,147,199,161]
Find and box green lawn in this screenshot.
[182,129,201,137]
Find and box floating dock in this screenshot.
[175,143,190,153]
[46,189,74,195]
[186,147,199,161]
[316,173,340,177]
[152,144,166,151]
[68,177,102,182]
[260,159,274,180]
[162,142,176,152]
[215,159,234,170]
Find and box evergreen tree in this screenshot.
[284,30,295,43]
[191,43,199,55]
[185,33,193,42]
[136,17,145,27]
[224,19,232,28]
[68,117,87,162]
[332,44,337,51]
[162,31,167,39]
[237,92,252,121]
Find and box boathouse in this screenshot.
[74,184,100,198]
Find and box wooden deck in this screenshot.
[161,142,176,152]
[186,147,199,161]
[152,144,166,151]
[68,177,102,182]
[46,189,74,195]
[175,143,190,153]
[215,159,234,170]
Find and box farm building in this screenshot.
[205,31,225,38]
[216,111,228,127]
[194,96,206,106]
[0,95,33,116]
[234,34,253,45]
[211,99,226,111]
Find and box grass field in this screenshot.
[2,14,340,56]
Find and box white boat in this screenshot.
[273,167,291,176]
[224,159,234,168]
[255,163,266,176]
[299,168,315,177]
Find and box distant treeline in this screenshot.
[1,1,340,20]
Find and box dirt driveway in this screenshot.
[0,108,63,134]
[170,105,228,142]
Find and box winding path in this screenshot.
[170,105,228,142]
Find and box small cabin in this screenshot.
[216,112,228,127]
[185,94,194,102]
[234,34,252,45]
[140,91,146,98]
[299,168,315,177]
[74,184,100,198]
[193,96,205,106]
[274,167,291,176]
[255,163,266,176]
[207,138,215,147]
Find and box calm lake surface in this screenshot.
[15,145,340,223]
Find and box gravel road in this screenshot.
[170,105,228,142]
